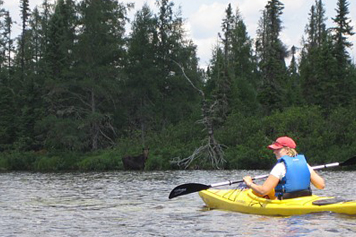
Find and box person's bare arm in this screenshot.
[243,175,280,196]
[310,169,325,189]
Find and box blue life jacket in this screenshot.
[275,154,311,197]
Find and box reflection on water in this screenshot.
[0,170,355,236]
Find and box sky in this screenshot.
[2,0,356,68]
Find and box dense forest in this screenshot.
[0,0,355,171]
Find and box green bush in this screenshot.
[35,156,65,171]
[216,112,273,169]
[0,156,8,170]
[261,106,326,164]
[78,150,121,171]
[0,151,37,170]
[33,151,83,171]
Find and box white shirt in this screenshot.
[270,162,313,180]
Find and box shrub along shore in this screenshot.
[1,105,356,172]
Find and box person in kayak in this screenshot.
[243,136,325,200]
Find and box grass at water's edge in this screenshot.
[0,147,186,171]
[0,150,124,172]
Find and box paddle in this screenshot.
[168,156,356,199]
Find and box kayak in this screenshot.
[199,188,356,216]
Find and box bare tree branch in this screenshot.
[170,60,226,169]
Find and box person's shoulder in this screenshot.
[271,162,285,172]
[274,162,286,169]
[270,162,286,179]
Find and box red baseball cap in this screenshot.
[267,136,296,150]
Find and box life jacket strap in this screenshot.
[278,188,312,200]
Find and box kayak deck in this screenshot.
[199,189,356,216]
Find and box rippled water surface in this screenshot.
[1,170,356,236]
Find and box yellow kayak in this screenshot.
[199,189,356,216]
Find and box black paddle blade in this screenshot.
[340,156,356,167]
[169,183,211,199]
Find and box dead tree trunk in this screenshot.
[171,61,226,169]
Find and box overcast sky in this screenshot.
[3,0,356,68]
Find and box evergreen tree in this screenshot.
[153,0,200,127]
[46,0,76,76]
[19,0,30,80]
[214,3,234,122]
[299,0,354,110]
[286,46,302,105]
[230,6,259,115]
[315,0,327,47]
[38,0,82,150]
[255,0,288,114]
[73,0,129,150]
[3,11,14,77]
[0,0,5,70]
[11,0,45,151]
[315,33,338,110]
[304,0,327,50]
[40,0,53,57]
[0,86,16,150]
[208,4,259,118]
[125,4,159,143]
[0,1,16,150]
[300,0,328,107]
[28,8,42,73]
[331,0,355,106]
[206,44,228,125]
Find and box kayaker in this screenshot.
[243,136,325,200]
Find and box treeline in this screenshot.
[0,0,355,171]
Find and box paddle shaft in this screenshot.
[210,174,268,188]
[312,162,340,170]
[309,155,356,170]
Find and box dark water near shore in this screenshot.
[1,170,356,236]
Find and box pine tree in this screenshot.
[331,0,354,106]
[300,0,327,104]
[12,0,46,151]
[315,34,338,109]
[3,11,14,78]
[153,0,200,126]
[38,0,83,150]
[0,1,16,150]
[28,8,42,73]
[300,0,354,110]
[0,0,5,70]
[125,4,159,144]
[286,46,302,105]
[73,0,129,150]
[215,3,233,121]
[206,44,229,125]
[255,0,288,114]
[230,6,259,115]
[19,0,30,80]
[45,0,76,77]
[208,4,259,117]
[40,0,53,57]
[0,86,16,150]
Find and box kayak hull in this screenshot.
[199,189,356,216]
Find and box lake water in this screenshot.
[1,170,356,236]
